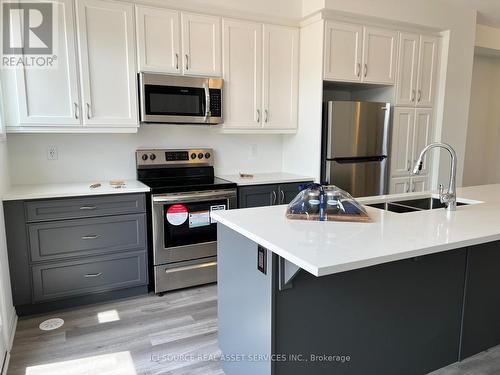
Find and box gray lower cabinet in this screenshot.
[238,185,277,208]
[28,214,146,262]
[3,193,149,315]
[238,182,311,208]
[32,251,147,303]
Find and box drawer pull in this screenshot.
[80,206,97,210]
[164,261,217,274]
[81,235,99,240]
[84,272,102,278]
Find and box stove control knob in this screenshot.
[141,154,148,161]
[205,152,211,159]
[149,154,156,161]
[191,153,197,159]
[198,153,204,159]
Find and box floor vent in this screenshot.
[39,318,64,331]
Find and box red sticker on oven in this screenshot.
[166,204,188,226]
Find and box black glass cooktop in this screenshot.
[137,166,236,194]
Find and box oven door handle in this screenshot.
[152,190,236,204]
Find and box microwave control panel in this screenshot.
[209,89,222,117]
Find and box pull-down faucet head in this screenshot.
[412,160,424,175]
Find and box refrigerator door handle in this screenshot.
[330,156,387,164]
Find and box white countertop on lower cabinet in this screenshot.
[2,180,150,201]
[211,184,500,277]
[217,172,313,186]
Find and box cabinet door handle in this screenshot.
[364,64,368,78]
[411,89,416,102]
[175,53,179,70]
[264,109,269,123]
[280,190,285,204]
[185,54,189,70]
[74,102,79,119]
[84,272,102,278]
[272,191,277,205]
[417,89,422,102]
[81,235,99,240]
[256,109,260,123]
[356,62,361,77]
[86,103,91,119]
[80,205,96,210]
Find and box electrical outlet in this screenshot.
[47,146,58,160]
[250,144,258,157]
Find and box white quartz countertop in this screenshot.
[211,184,500,277]
[217,172,313,186]
[2,180,150,201]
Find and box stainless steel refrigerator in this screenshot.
[321,101,391,197]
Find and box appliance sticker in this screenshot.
[210,204,226,223]
[166,204,188,226]
[189,211,211,228]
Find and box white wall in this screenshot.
[0,140,15,352]
[7,126,284,184]
[463,54,500,186]
[284,0,477,187]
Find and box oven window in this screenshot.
[145,84,205,116]
[164,199,227,248]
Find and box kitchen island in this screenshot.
[211,184,500,375]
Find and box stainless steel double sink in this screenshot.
[366,197,470,213]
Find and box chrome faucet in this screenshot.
[412,142,457,211]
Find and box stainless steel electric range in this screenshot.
[136,148,237,294]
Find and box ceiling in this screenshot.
[443,0,500,27]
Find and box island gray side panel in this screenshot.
[217,224,274,375]
[274,249,467,375]
[461,241,500,359]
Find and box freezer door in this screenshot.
[325,101,390,159]
[325,158,388,197]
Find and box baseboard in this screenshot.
[1,352,10,375]
[7,310,17,349]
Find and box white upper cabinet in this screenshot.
[396,34,439,107]
[395,33,419,106]
[324,22,363,83]
[181,13,221,76]
[262,25,299,130]
[416,36,439,107]
[222,19,262,129]
[391,107,434,178]
[76,0,138,127]
[362,27,398,84]
[412,108,433,175]
[323,21,398,84]
[136,6,180,73]
[15,0,80,126]
[391,108,414,177]
[222,19,298,133]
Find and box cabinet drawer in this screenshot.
[28,214,146,262]
[25,194,146,222]
[32,251,147,302]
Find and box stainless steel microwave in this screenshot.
[139,73,223,124]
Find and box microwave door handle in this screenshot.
[204,84,210,121]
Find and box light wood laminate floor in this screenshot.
[7,284,500,375]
